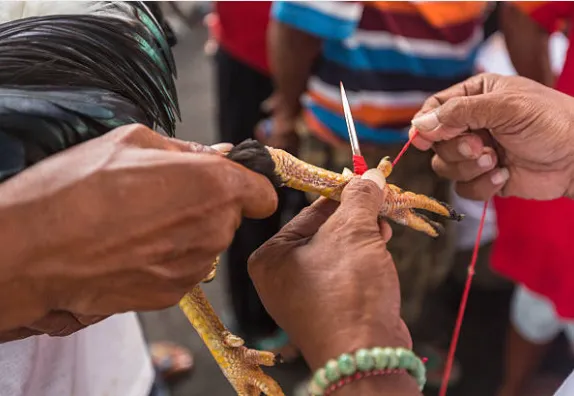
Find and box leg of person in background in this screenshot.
[497,285,562,396]
[215,46,303,359]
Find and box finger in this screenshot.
[272,197,339,241]
[417,73,493,115]
[409,125,434,151]
[247,198,338,273]
[228,164,279,219]
[164,137,225,154]
[337,169,386,221]
[379,218,393,243]
[433,134,486,162]
[455,167,510,200]
[412,93,507,143]
[431,148,498,182]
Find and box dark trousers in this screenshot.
[215,47,307,340]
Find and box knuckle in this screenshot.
[346,178,379,197]
[431,155,449,176]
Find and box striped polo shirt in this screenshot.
[271,1,487,146]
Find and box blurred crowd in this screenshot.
[155,2,574,396]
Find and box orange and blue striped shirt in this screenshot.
[272,1,487,145]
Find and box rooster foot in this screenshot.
[221,330,285,396]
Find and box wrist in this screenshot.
[334,372,422,396]
[272,94,302,121]
[300,316,412,372]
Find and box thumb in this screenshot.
[412,93,504,143]
[338,169,386,220]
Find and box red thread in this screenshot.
[392,129,419,167]
[391,129,489,396]
[353,155,368,175]
[322,369,408,396]
[438,200,488,396]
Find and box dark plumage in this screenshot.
[226,139,283,189]
[0,1,179,181]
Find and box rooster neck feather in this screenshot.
[0,1,179,136]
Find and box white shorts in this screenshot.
[511,285,574,347]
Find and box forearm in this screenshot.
[501,3,554,86]
[0,202,48,332]
[267,20,322,117]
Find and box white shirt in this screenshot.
[555,371,574,396]
[0,312,153,396]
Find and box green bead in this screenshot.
[355,348,375,371]
[324,359,341,382]
[384,347,399,369]
[308,380,325,396]
[307,381,325,396]
[372,347,389,369]
[396,348,413,370]
[313,368,328,390]
[337,353,356,376]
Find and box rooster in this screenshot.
[0,2,284,395]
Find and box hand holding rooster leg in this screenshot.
[0,123,277,336]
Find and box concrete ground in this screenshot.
[140,7,573,396]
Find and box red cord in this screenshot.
[353,155,368,175]
[392,130,419,167]
[438,200,488,396]
[392,128,489,396]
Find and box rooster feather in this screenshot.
[0,1,179,182]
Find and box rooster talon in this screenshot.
[202,256,220,283]
[387,209,443,238]
[223,331,245,348]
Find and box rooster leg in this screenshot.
[383,185,463,221]
[179,287,284,396]
[385,209,445,238]
[376,157,462,221]
[202,256,219,284]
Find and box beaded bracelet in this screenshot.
[308,347,426,396]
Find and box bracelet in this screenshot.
[323,368,407,396]
[308,347,426,396]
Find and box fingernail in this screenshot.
[477,154,493,168]
[361,169,386,190]
[458,142,472,158]
[211,143,234,153]
[412,112,439,132]
[491,168,509,185]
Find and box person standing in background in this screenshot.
[208,1,305,359]
[494,3,574,396]
[262,1,488,387]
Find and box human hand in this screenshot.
[248,170,411,371]
[0,124,277,331]
[409,73,574,201]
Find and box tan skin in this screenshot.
[249,171,421,396]
[249,74,574,395]
[255,20,322,152]
[410,73,574,201]
[0,123,277,341]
